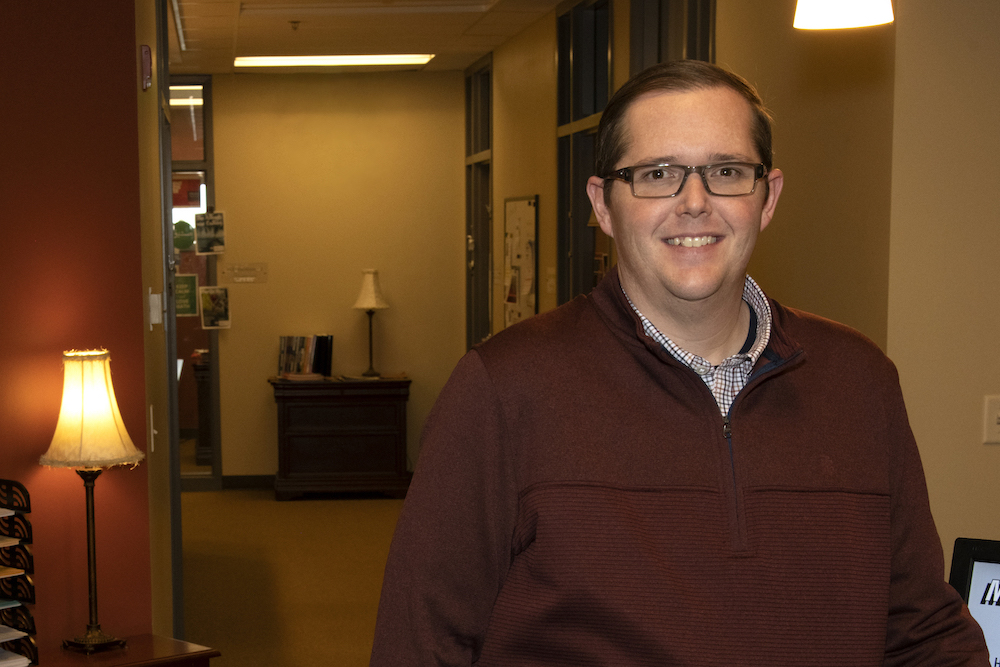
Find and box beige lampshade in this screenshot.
[39,350,144,469]
[352,269,389,311]
[793,0,893,29]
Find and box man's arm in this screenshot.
[882,367,990,666]
[370,351,519,666]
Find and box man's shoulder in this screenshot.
[770,300,890,365]
[474,294,605,361]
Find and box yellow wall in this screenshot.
[491,12,559,320]
[887,0,1000,566]
[211,71,466,475]
[135,0,176,635]
[490,0,630,326]
[717,0,895,350]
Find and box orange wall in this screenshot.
[0,1,153,643]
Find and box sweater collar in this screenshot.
[589,265,803,368]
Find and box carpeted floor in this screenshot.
[181,489,403,666]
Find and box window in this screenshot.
[630,0,715,73]
[556,0,612,304]
[465,57,492,348]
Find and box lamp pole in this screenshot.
[63,469,126,653]
[363,308,379,377]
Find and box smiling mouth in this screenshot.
[666,236,719,248]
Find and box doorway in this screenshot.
[169,76,223,489]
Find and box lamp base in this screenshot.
[63,626,127,654]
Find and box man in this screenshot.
[370,61,989,666]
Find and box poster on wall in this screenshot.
[195,211,226,254]
[503,195,538,328]
[199,286,230,329]
[174,274,199,317]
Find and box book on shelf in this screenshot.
[0,568,22,581]
[0,625,25,644]
[278,334,333,377]
[0,538,15,549]
[0,600,20,610]
[0,648,30,667]
[0,512,10,519]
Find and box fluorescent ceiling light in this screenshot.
[793,0,894,29]
[170,98,204,107]
[240,3,490,16]
[234,54,434,68]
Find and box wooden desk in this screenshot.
[37,634,219,666]
[269,376,412,500]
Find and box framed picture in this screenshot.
[198,286,230,329]
[195,211,226,254]
[503,195,538,328]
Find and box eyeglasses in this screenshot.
[606,162,767,198]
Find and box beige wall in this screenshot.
[211,71,466,475]
[490,0,630,327]
[888,0,1000,566]
[135,0,176,635]
[491,12,559,321]
[717,0,895,350]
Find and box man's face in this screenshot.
[587,86,783,319]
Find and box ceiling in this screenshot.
[167,0,564,75]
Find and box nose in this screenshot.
[674,169,713,216]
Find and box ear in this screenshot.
[586,176,615,238]
[758,168,784,232]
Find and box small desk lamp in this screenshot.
[352,269,389,377]
[39,349,144,654]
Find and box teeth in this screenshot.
[667,236,717,248]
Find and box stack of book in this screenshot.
[278,335,333,379]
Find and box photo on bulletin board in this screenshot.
[174,274,199,317]
[199,286,230,329]
[195,211,225,254]
[503,195,538,329]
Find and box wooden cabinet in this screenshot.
[38,634,219,666]
[269,377,412,500]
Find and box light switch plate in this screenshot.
[148,289,163,330]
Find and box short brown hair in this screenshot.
[595,60,774,205]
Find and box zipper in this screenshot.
[720,350,803,553]
[721,414,747,551]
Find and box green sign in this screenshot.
[175,274,199,317]
[174,220,195,251]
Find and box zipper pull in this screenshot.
[723,417,732,439]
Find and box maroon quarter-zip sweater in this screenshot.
[370,267,988,666]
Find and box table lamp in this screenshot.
[352,269,389,377]
[38,349,144,654]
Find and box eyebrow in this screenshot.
[631,153,756,165]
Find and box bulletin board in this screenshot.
[503,195,538,328]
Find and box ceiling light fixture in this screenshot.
[793,0,894,29]
[233,54,434,68]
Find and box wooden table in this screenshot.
[269,376,412,499]
[36,634,219,666]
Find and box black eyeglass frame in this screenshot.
[606,162,767,198]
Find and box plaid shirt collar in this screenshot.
[624,275,772,416]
